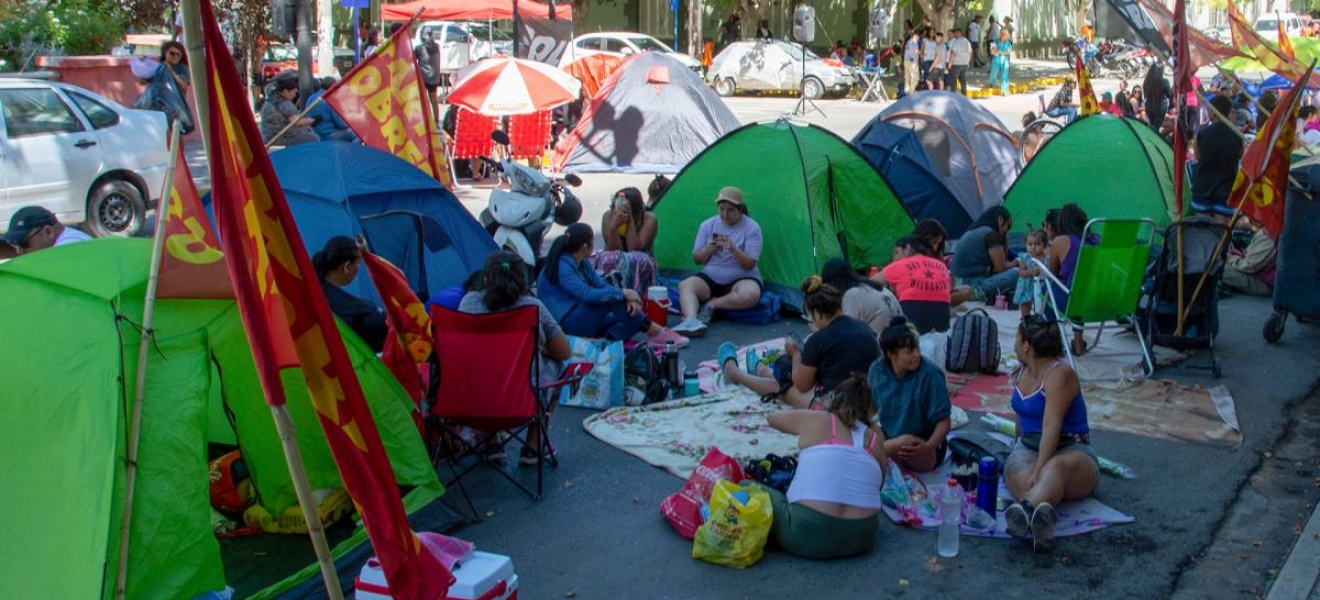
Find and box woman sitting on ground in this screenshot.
[1047,203,1091,356]
[537,223,687,347]
[867,317,951,472]
[672,187,763,337]
[952,205,1020,302]
[821,257,901,338]
[912,219,974,305]
[313,236,388,352]
[459,250,572,464]
[716,276,879,409]
[874,236,953,334]
[592,186,659,295]
[1003,316,1099,553]
[743,375,885,560]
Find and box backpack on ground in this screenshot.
[946,308,1001,375]
[623,344,668,406]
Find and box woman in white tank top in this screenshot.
[747,376,887,560]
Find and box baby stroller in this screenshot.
[1138,219,1230,377]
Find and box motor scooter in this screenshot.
[478,130,583,270]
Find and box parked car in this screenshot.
[706,40,854,99]
[1254,12,1304,37]
[0,79,168,238]
[412,21,515,72]
[258,43,355,86]
[559,32,702,72]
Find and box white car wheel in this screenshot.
[802,76,824,100]
[87,179,146,238]
[714,77,736,97]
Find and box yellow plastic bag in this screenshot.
[692,480,773,568]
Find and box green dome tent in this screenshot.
[0,238,442,600]
[652,120,915,308]
[1002,114,1189,231]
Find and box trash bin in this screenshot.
[1263,164,1320,343]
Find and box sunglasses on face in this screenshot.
[167,50,182,57]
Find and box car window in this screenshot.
[1256,19,1278,31]
[68,91,119,130]
[575,37,597,50]
[0,88,85,138]
[266,45,296,61]
[446,25,470,43]
[466,23,511,42]
[776,41,820,61]
[627,36,671,52]
[604,38,632,53]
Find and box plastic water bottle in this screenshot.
[937,478,963,558]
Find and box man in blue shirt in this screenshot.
[306,76,358,142]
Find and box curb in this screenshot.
[858,74,1068,102]
[1266,500,1320,600]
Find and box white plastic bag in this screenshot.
[130,56,161,80]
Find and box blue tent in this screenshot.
[266,142,495,303]
[851,120,974,237]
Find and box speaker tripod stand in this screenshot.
[791,47,823,117]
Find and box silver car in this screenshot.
[707,40,854,99]
[0,79,168,237]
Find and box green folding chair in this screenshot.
[1035,218,1157,376]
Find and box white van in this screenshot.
[1254,12,1304,37]
[412,22,515,71]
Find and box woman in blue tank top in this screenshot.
[1002,315,1099,554]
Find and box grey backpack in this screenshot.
[946,308,1001,375]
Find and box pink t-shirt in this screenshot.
[882,255,952,303]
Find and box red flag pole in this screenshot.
[1172,0,1191,334]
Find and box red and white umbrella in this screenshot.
[448,57,582,115]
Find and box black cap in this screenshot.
[2,206,58,245]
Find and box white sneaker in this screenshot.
[672,318,708,338]
[697,301,716,325]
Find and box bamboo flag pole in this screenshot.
[271,405,347,600]
[114,123,182,600]
[263,96,324,149]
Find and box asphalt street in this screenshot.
[177,62,1320,599]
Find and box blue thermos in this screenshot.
[976,456,999,517]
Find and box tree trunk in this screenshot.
[688,0,703,56]
[1073,0,1089,38]
[913,0,956,32]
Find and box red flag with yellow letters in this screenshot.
[322,27,452,189]
[1227,61,1311,238]
[156,141,232,299]
[1075,55,1100,117]
[197,1,452,598]
[360,248,432,402]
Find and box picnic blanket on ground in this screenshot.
[945,372,1241,448]
[582,385,967,479]
[583,388,799,479]
[882,432,1134,539]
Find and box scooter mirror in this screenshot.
[491,130,511,146]
[564,173,583,187]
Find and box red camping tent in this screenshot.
[382,0,572,22]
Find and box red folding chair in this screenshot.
[428,305,589,516]
[506,111,552,160]
[451,109,498,160]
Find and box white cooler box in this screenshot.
[355,551,518,600]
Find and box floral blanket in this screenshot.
[582,388,800,479]
[882,433,1134,539]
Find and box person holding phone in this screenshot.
[672,187,763,337]
[592,187,659,295]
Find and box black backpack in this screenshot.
[946,308,1001,375]
[623,344,668,406]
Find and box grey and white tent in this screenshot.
[552,52,740,174]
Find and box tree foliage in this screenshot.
[0,0,127,70]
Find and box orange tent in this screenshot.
[563,54,623,99]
